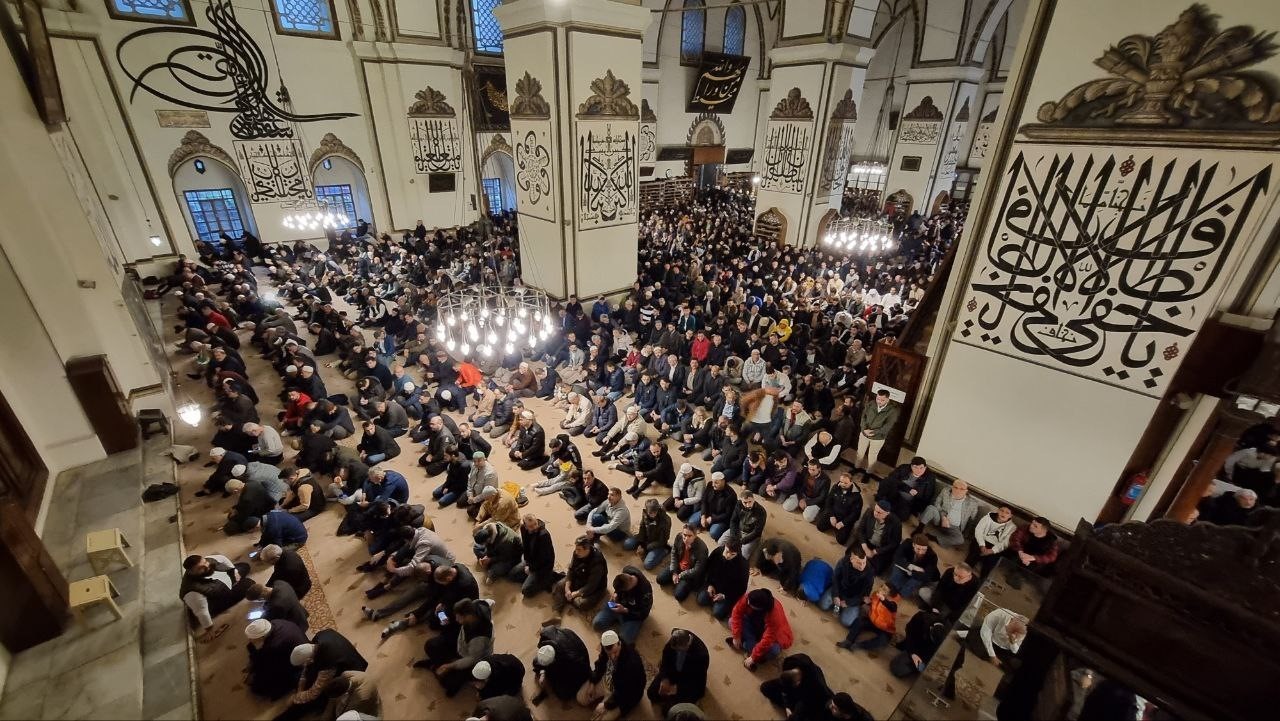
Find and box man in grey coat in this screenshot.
[918,480,981,548]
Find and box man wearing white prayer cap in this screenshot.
[244,618,308,699]
[277,629,368,718]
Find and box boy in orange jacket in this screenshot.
[836,582,901,652]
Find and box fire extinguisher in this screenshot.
[1120,471,1149,505]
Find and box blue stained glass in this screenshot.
[183,188,245,243]
[472,0,504,54]
[723,4,746,55]
[681,0,705,64]
[274,0,335,35]
[111,0,188,21]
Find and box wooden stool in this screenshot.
[86,528,133,575]
[68,575,123,622]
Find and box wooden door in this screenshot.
[865,340,927,467]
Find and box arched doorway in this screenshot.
[754,207,787,246]
[884,188,913,217]
[931,190,951,215]
[815,208,840,246]
[168,132,256,250]
[480,134,516,214]
[312,157,373,230]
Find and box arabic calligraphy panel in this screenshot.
[686,52,750,114]
[408,118,462,174]
[759,120,812,195]
[937,121,967,182]
[898,120,941,146]
[817,119,857,198]
[233,139,312,204]
[513,121,555,222]
[954,144,1274,397]
[576,120,638,230]
[970,122,995,167]
[639,123,657,165]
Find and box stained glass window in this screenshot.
[681,0,705,64]
[723,3,746,55]
[272,0,336,37]
[108,0,191,23]
[183,189,244,243]
[315,184,357,223]
[472,0,504,54]
[481,178,503,213]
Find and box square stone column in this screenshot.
[495,0,650,299]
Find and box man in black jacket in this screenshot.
[279,628,368,721]
[697,538,749,619]
[750,537,802,594]
[656,523,709,601]
[712,424,747,483]
[849,500,903,575]
[759,653,832,721]
[817,471,864,546]
[509,411,549,470]
[624,442,676,498]
[580,630,646,719]
[223,474,274,535]
[876,457,938,521]
[552,536,609,613]
[357,420,400,464]
[532,622,592,706]
[513,514,556,597]
[646,628,709,714]
[199,447,247,497]
[244,618,307,700]
[889,609,948,679]
[694,472,737,541]
[591,566,653,645]
[261,544,311,598]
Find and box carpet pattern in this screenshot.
[298,547,336,634]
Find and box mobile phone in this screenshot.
[248,550,260,560]
[607,601,621,611]
[437,610,449,624]
[247,608,265,621]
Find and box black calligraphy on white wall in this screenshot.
[640,123,657,164]
[578,122,637,228]
[409,118,462,174]
[817,120,856,197]
[898,120,941,145]
[955,147,1272,396]
[686,53,751,113]
[760,121,812,194]
[938,121,966,181]
[234,139,313,203]
[514,126,554,221]
[116,0,356,140]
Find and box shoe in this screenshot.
[836,640,853,650]
[361,606,374,621]
[356,562,377,573]
[530,692,547,706]
[411,658,433,669]
[185,372,202,379]
[221,491,232,499]
[626,487,640,498]
[365,585,387,600]
[725,636,735,648]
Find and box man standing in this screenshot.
[854,389,898,478]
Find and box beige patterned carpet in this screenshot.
[164,292,934,720]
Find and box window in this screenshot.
[271,0,338,38]
[183,189,245,243]
[481,178,503,213]
[315,184,357,223]
[681,0,705,64]
[472,0,503,54]
[107,0,192,23]
[723,3,746,55]
[193,159,206,174]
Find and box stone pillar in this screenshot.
[916,0,1280,527]
[882,68,984,216]
[753,41,872,247]
[495,0,649,299]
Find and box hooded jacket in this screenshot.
[730,590,794,662]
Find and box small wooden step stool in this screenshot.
[86,528,133,575]
[68,575,123,622]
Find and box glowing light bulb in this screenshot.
[446,339,456,351]
[459,342,470,355]
[504,342,514,354]
[481,344,492,357]
[486,331,497,345]
[435,326,446,341]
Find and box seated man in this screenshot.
[257,507,309,550]
[728,588,794,670]
[223,473,275,536]
[759,653,831,721]
[819,547,876,628]
[280,467,327,522]
[473,521,524,584]
[462,452,499,518]
[260,543,311,598]
[279,628,369,721]
[591,566,654,645]
[416,415,455,477]
[890,609,949,679]
[726,491,768,558]
[470,654,525,701]
[954,607,1027,670]
[886,533,940,599]
[918,563,980,623]
[1002,516,1061,578]
[244,618,308,700]
[244,422,285,465]
[918,480,981,548]
[587,487,634,543]
[579,630,646,721]
[509,411,549,471]
[531,622,593,706]
[180,553,254,640]
[696,537,748,620]
[356,419,401,464]
[876,456,938,521]
[246,580,309,632]
[849,500,903,575]
[656,523,708,601]
[552,536,610,614]
[750,537,802,595]
[624,499,672,570]
[647,629,709,715]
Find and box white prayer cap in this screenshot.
[301,365,315,373]
[404,382,415,392]
[224,479,245,493]
[290,643,316,666]
[536,645,556,665]
[439,389,450,401]
[245,619,271,639]
[679,463,693,476]
[711,472,725,481]
[285,365,298,373]
[209,447,226,458]
[231,464,247,478]
[521,410,535,420]
[601,630,620,647]
[471,661,492,680]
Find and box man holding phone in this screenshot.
[591,566,653,644]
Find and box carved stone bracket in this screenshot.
[481,133,513,167]
[576,70,639,119]
[831,89,858,121]
[903,95,943,121]
[167,130,235,178]
[1029,4,1280,138]
[308,133,365,175]
[407,87,456,118]
[510,71,551,119]
[641,98,657,124]
[770,88,814,120]
[687,113,725,146]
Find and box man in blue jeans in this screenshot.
[587,488,633,543]
[697,538,748,620]
[728,588,793,670]
[689,472,736,541]
[818,546,876,627]
[592,566,653,644]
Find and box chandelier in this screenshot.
[281,199,350,232]
[435,282,555,359]
[823,216,896,255]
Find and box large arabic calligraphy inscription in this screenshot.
[514,125,554,221]
[234,139,312,203]
[760,121,812,195]
[408,118,462,174]
[955,146,1272,396]
[577,122,638,229]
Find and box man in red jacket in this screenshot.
[728,588,793,670]
[278,389,313,434]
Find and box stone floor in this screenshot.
[0,433,195,721]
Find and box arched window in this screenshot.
[107,1,192,24]
[681,0,705,65]
[270,0,338,38]
[472,0,504,54]
[723,3,746,55]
